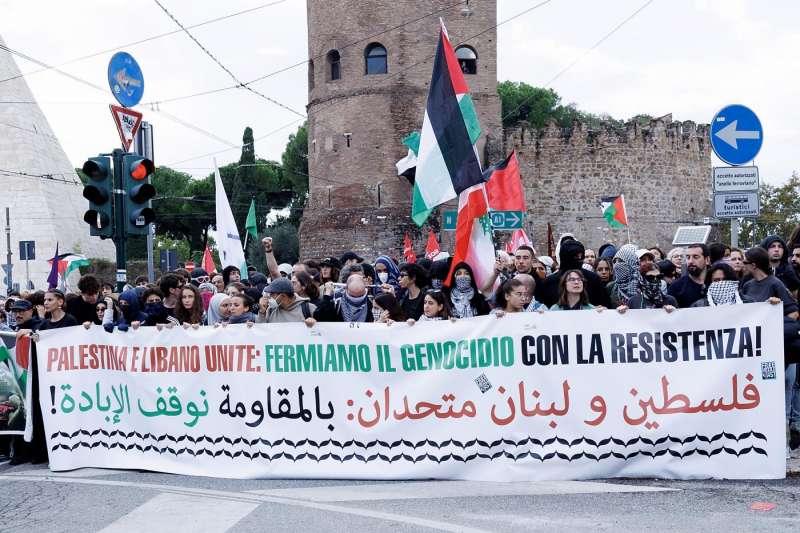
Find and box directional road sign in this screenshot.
[710,105,763,166]
[712,166,759,193]
[713,191,760,218]
[18,241,35,261]
[489,211,524,229]
[442,210,524,231]
[108,52,145,108]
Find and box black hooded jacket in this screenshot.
[761,235,800,293]
[534,239,611,308]
[446,262,490,317]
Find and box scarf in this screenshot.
[639,277,663,306]
[374,255,400,289]
[419,315,443,321]
[340,292,368,322]
[228,311,256,324]
[612,244,641,303]
[450,277,475,319]
[706,281,742,306]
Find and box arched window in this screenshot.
[308,59,315,90]
[327,50,341,81]
[364,43,387,75]
[455,46,477,75]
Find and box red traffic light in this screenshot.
[129,158,154,181]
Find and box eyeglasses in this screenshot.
[566,277,583,283]
[510,291,527,298]
[644,275,663,282]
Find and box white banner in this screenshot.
[36,304,785,481]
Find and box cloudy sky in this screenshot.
[1,0,797,184]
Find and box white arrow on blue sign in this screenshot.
[710,104,763,166]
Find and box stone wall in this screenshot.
[507,117,712,253]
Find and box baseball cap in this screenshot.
[636,249,655,260]
[263,278,294,295]
[277,263,293,278]
[319,256,342,269]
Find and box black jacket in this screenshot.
[313,295,374,323]
[535,239,611,308]
[761,235,800,293]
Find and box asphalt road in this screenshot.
[1,460,799,532]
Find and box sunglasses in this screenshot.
[196,276,210,283]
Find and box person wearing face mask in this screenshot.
[428,258,452,292]
[619,264,677,311]
[447,262,489,318]
[374,255,400,293]
[257,278,315,324]
[313,275,374,323]
[535,238,610,308]
[606,244,642,307]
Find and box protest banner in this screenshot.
[36,304,785,481]
[0,331,32,439]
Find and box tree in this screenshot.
[735,173,800,246]
[281,122,308,226]
[497,81,652,130]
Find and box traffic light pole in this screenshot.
[111,149,127,293]
[4,207,11,294]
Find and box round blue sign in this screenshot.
[107,52,144,108]
[710,104,763,166]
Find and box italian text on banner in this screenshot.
[36,303,785,481]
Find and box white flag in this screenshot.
[214,158,247,275]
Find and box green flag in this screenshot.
[245,199,258,240]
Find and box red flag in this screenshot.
[506,229,532,254]
[403,233,417,264]
[425,230,440,259]
[485,151,525,212]
[202,245,217,274]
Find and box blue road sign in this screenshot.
[710,104,763,166]
[443,210,523,231]
[108,52,144,108]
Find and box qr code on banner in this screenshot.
[761,361,776,380]
[474,373,492,393]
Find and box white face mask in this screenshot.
[378,272,389,284]
[268,297,279,309]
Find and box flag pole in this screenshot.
[621,194,631,244]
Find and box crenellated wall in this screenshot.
[507,115,712,253]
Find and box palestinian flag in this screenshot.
[411,21,483,227]
[446,183,495,290]
[47,253,90,285]
[485,151,525,212]
[0,336,31,437]
[601,195,629,228]
[396,131,420,180]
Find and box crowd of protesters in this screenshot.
[3,231,800,464]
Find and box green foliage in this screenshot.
[497,81,652,129]
[266,222,300,264]
[281,123,308,227]
[735,173,800,245]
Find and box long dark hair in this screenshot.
[495,278,524,311]
[293,271,319,300]
[424,290,451,319]
[705,261,738,284]
[175,284,204,324]
[373,293,405,321]
[558,269,589,307]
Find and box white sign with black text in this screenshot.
[713,166,759,193]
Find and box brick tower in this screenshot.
[301,0,502,260]
[0,36,114,290]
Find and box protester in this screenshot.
[728,247,745,279]
[117,289,147,330]
[657,259,677,289]
[428,258,452,291]
[741,247,798,318]
[598,243,617,260]
[197,282,216,310]
[668,243,709,308]
[761,235,800,294]
[691,262,747,307]
[447,262,490,318]
[314,276,373,323]
[649,247,665,261]
[206,293,231,326]
[225,282,246,297]
[339,251,363,268]
[374,255,400,291]
[491,278,527,317]
[211,274,225,293]
[226,294,256,325]
[607,244,641,307]
[87,297,120,332]
[667,247,685,274]
[623,264,677,310]
[792,244,800,278]
[372,293,405,323]
[100,282,114,298]
[595,257,613,284]
[514,273,547,312]
[66,275,101,325]
[637,249,656,275]
[134,276,148,288]
[583,249,596,268]
[319,257,342,285]
[708,242,728,265]
[8,300,40,332]
[257,278,316,323]
[396,263,428,320]
[37,290,78,330]
[530,258,547,280]
[549,270,597,311]
[277,264,293,278]
[513,245,536,276]
[408,290,451,324]
[535,238,610,308]
[175,284,204,326]
[222,265,242,285]
[291,271,321,306]
[190,268,210,287]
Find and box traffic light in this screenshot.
[81,156,114,238]
[122,154,155,235]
